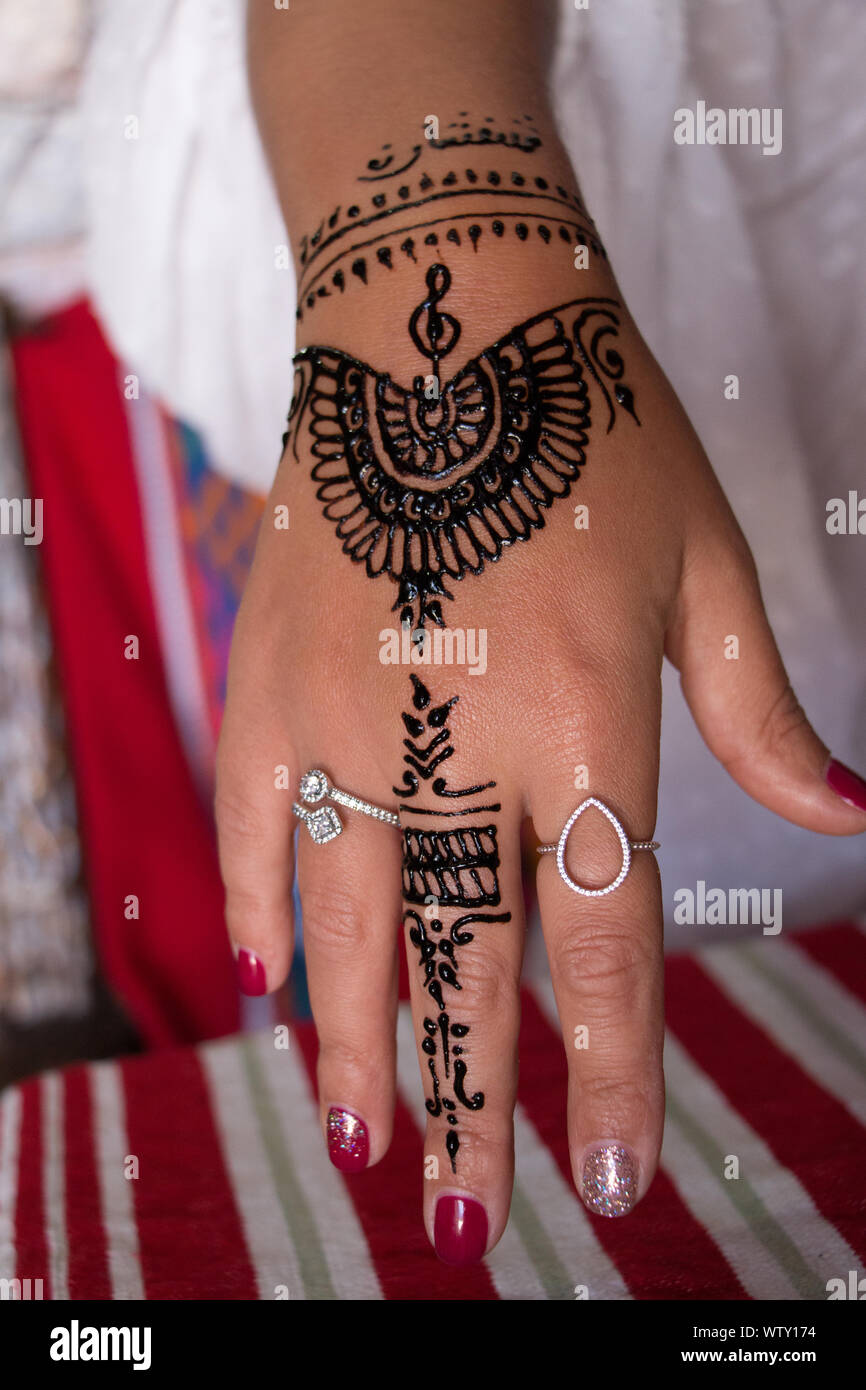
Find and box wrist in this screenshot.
[293,178,618,364]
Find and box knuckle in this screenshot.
[302,881,368,957]
[755,681,809,760]
[224,882,280,923]
[425,1123,513,1181]
[214,784,269,850]
[578,1074,651,1132]
[553,928,645,1001]
[318,1035,383,1082]
[444,942,512,1015]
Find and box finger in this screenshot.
[297,778,403,1173]
[667,520,866,833]
[533,661,664,1218]
[396,678,524,1266]
[215,689,297,996]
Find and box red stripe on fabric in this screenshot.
[519,988,745,1299]
[9,301,237,1046]
[294,1022,498,1300]
[121,1049,256,1299]
[791,922,866,1008]
[14,1079,50,1299]
[666,956,866,1262]
[64,1067,112,1300]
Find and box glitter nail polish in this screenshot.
[326,1107,369,1173]
[581,1143,638,1217]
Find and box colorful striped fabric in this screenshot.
[1,924,864,1300]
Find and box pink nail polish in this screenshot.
[826,758,866,813]
[434,1195,488,1266]
[235,947,266,996]
[326,1107,369,1173]
[581,1143,639,1217]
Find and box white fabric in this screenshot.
[4,0,865,933]
[0,0,88,313]
[80,0,295,493]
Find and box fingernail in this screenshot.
[581,1143,639,1218]
[826,757,866,813]
[235,947,267,996]
[433,1194,488,1266]
[326,1107,369,1173]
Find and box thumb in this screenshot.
[666,527,866,834]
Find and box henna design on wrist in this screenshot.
[296,168,603,316]
[399,676,511,1173]
[358,113,542,182]
[288,262,640,628]
[300,169,589,269]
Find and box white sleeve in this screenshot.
[81,0,296,494]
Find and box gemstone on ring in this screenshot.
[294,803,342,844]
[294,769,400,840]
[299,770,330,805]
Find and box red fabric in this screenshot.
[793,922,866,1007]
[9,300,238,1046]
[14,1080,50,1298]
[64,1068,112,1300]
[2,925,864,1299]
[666,956,866,1262]
[518,989,746,1299]
[294,1023,497,1299]
[121,1048,257,1299]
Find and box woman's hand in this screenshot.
[215,232,866,1262]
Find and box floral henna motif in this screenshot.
[287,261,639,628]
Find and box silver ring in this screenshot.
[293,768,399,844]
[536,796,659,897]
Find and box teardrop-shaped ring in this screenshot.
[536,797,659,897]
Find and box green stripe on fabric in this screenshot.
[240,1038,337,1300]
[739,943,866,1078]
[509,1180,576,1300]
[665,1090,826,1300]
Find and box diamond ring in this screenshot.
[293,769,400,844]
[537,797,659,897]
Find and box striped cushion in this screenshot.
[1,925,864,1299]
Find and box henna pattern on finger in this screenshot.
[399,677,512,1173]
[394,674,497,808]
[288,262,640,628]
[403,826,503,907]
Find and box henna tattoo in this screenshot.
[394,675,495,803]
[400,678,514,1167]
[298,175,595,276]
[403,826,503,907]
[288,263,640,628]
[359,114,542,181]
[295,169,603,315]
[297,212,603,315]
[399,676,511,1172]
